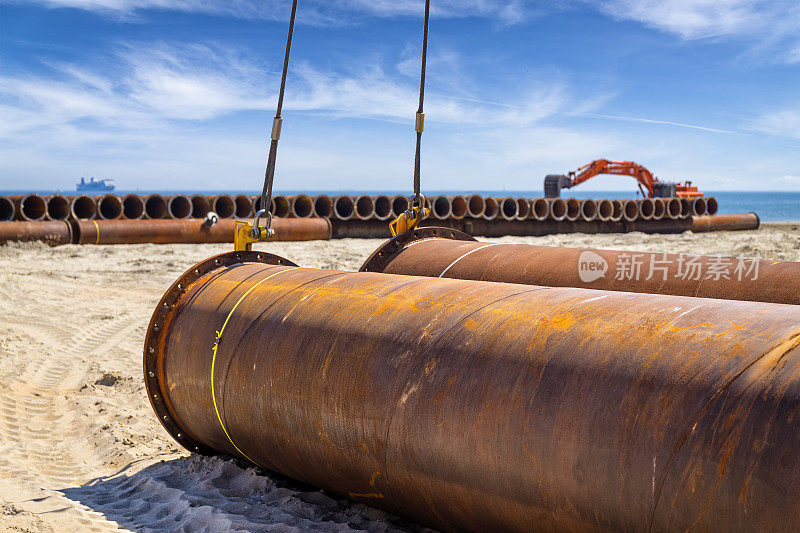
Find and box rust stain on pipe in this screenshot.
[73,218,331,245]
[0,220,72,245]
[362,226,794,304]
[147,251,800,532]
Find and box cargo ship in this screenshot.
[76,177,115,192]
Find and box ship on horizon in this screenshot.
[76,177,115,192]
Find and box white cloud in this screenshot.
[774,175,800,185]
[748,109,800,141]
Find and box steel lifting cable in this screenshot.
[254,0,298,237]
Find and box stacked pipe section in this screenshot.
[146,251,800,533]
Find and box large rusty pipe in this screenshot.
[210,195,235,219]
[448,196,467,220]
[691,212,759,232]
[565,198,580,221]
[272,195,290,218]
[391,195,409,218]
[548,198,567,221]
[638,198,655,220]
[666,197,682,219]
[313,195,334,218]
[96,195,123,220]
[652,197,666,220]
[0,197,15,221]
[680,198,692,218]
[361,226,797,304]
[334,196,356,220]
[432,195,452,220]
[144,194,168,219]
[596,199,613,222]
[71,194,97,220]
[610,199,624,222]
[13,194,47,221]
[706,196,719,215]
[167,195,192,219]
[482,197,499,220]
[233,194,254,219]
[45,195,71,221]
[692,196,707,216]
[498,197,518,221]
[73,218,331,245]
[123,194,145,220]
[465,194,484,218]
[530,198,549,221]
[579,199,598,221]
[289,194,313,218]
[0,220,73,245]
[353,195,375,220]
[514,197,530,220]
[372,195,393,221]
[622,199,638,222]
[191,195,211,219]
[147,251,800,532]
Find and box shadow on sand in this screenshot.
[60,454,432,532]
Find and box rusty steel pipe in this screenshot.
[637,198,655,220]
[362,226,797,304]
[45,195,71,221]
[652,197,666,220]
[372,195,393,221]
[514,197,530,221]
[73,218,331,245]
[95,195,123,220]
[579,199,598,221]
[498,197,518,221]
[530,198,549,221]
[123,194,145,220]
[334,196,356,220]
[482,197,499,220]
[271,195,290,218]
[680,198,692,218]
[692,196,707,216]
[447,195,467,220]
[0,197,15,221]
[167,195,192,219]
[666,197,682,219]
[596,199,613,222]
[233,195,254,219]
[549,198,567,221]
[565,197,580,221]
[209,195,234,219]
[0,220,73,245]
[432,195,452,220]
[391,195,409,219]
[12,194,47,221]
[610,199,624,222]
[313,195,334,218]
[622,199,639,222]
[692,213,759,232]
[148,251,800,532]
[289,194,313,218]
[70,194,97,220]
[190,195,211,219]
[465,194,484,218]
[706,196,719,215]
[144,194,168,219]
[353,195,375,220]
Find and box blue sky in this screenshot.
[1,0,800,192]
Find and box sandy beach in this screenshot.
[1,223,798,532]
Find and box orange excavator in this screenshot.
[544,159,704,198]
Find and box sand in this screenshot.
[0,223,798,532]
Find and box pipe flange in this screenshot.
[360,226,476,273]
[144,251,298,455]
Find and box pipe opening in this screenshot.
[653,198,666,220]
[666,198,681,219]
[291,195,313,218]
[335,196,355,220]
[623,200,638,222]
[373,196,392,220]
[122,195,144,220]
[314,195,334,218]
[692,197,707,216]
[450,196,467,219]
[210,196,233,219]
[499,198,518,220]
[97,195,123,220]
[515,198,530,220]
[71,195,96,220]
[272,196,290,218]
[466,195,485,218]
[168,195,192,219]
[46,195,70,221]
[580,199,598,221]
[680,198,692,218]
[532,198,549,221]
[191,195,211,218]
[639,199,655,220]
[0,197,14,221]
[549,198,567,221]
[565,198,580,221]
[391,196,409,218]
[611,200,624,222]
[706,196,718,215]
[433,196,451,220]
[355,196,375,220]
[21,195,47,221]
[597,199,613,221]
[145,195,168,219]
[233,195,253,218]
[482,197,499,220]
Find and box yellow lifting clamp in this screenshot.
[389,195,430,236]
[234,210,276,251]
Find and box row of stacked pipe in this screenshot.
[0,192,757,245]
[1,192,719,222]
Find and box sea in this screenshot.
[2,189,799,222]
